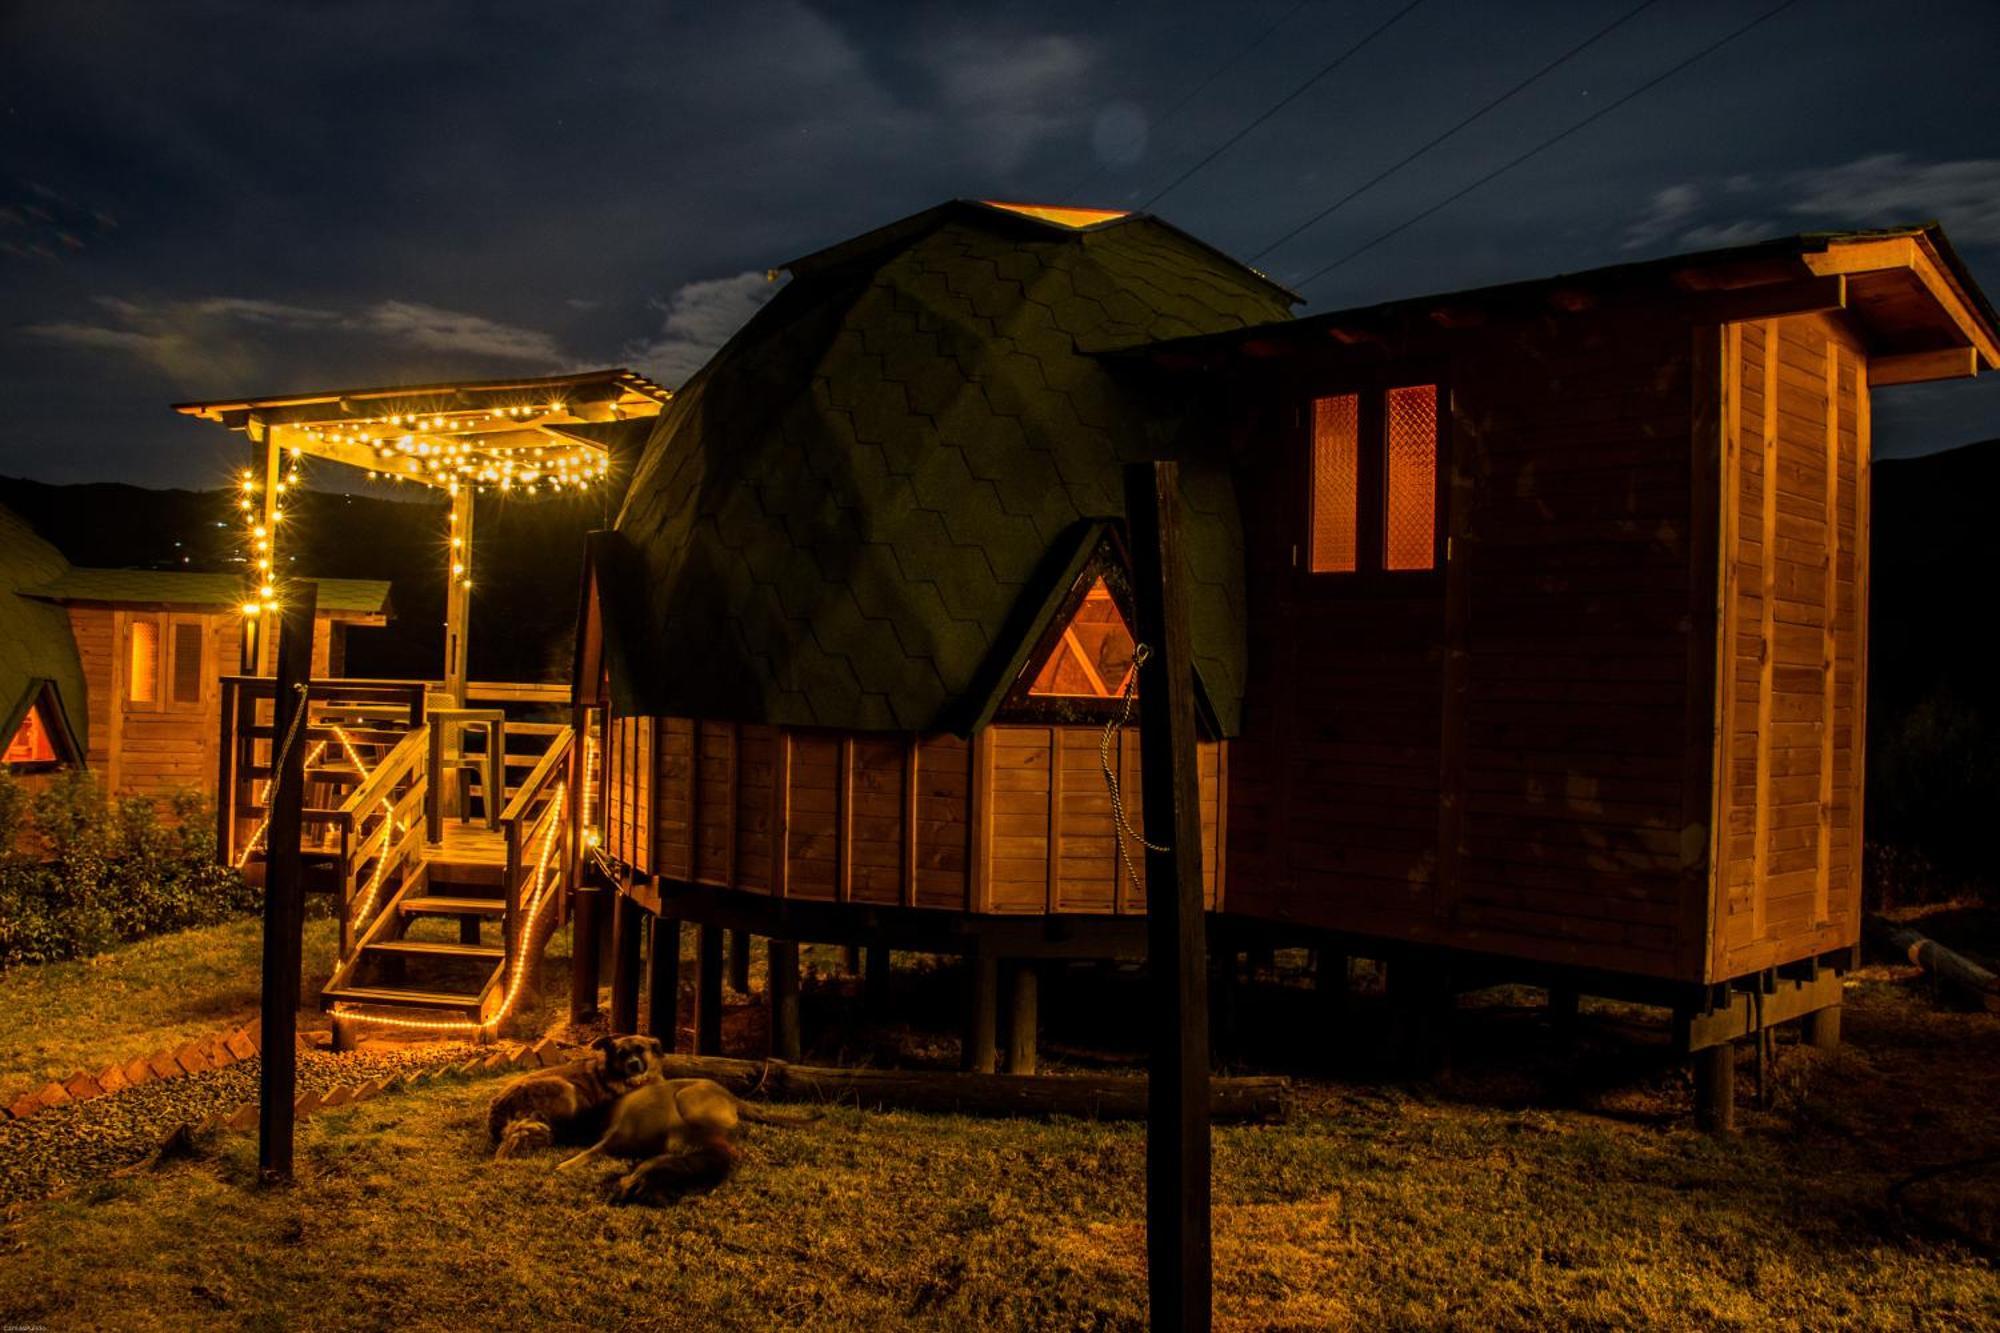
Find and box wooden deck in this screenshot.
[429,820,508,886]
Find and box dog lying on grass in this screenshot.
[555,1076,820,1205]
[487,1034,665,1159]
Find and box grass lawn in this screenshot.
[0,915,340,1093]
[0,921,1995,1329]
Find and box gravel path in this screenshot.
[0,1042,495,1207]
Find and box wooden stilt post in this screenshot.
[648,915,681,1050]
[1005,962,1039,1075]
[610,893,642,1035]
[257,584,316,1184]
[569,886,603,1022]
[1695,1042,1737,1133]
[842,944,862,976]
[769,939,801,1062]
[1804,1004,1841,1051]
[963,944,999,1074]
[695,925,725,1055]
[1125,461,1211,1332]
[864,945,891,1013]
[727,928,751,994]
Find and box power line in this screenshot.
[1068,1,1310,201]
[1251,0,1661,263]
[1291,0,1807,294]
[1140,0,1427,212]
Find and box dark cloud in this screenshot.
[2,0,1997,483]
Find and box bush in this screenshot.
[0,768,258,969]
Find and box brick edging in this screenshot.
[2,1019,277,1123]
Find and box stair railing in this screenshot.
[331,725,431,959]
[499,725,575,978]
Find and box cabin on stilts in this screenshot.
[174,369,670,1044]
[573,202,1997,1118]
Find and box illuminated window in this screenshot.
[171,622,204,706]
[4,704,57,766]
[1310,394,1359,573]
[128,620,158,705]
[1027,577,1136,698]
[1384,384,1438,571]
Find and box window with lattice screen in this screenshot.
[128,619,158,705]
[1310,394,1359,573]
[171,621,205,706]
[1385,384,1438,571]
[1026,576,1136,698]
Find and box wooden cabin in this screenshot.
[576,204,1997,1098]
[0,500,393,803]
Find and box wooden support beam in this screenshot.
[768,939,801,1063]
[727,928,751,994]
[1005,962,1039,1075]
[695,924,725,1055]
[257,584,316,1183]
[864,945,890,1014]
[647,915,681,1050]
[1694,1043,1736,1133]
[1679,971,1843,1051]
[1804,1005,1841,1051]
[568,886,603,1022]
[1868,346,1979,386]
[443,486,474,703]
[610,893,644,1035]
[1124,460,1212,1332]
[962,945,999,1074]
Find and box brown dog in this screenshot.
[487,1034,664,1159]
[554,1077,819,1204]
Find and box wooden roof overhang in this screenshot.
[1121,225,1998,388]
[173,368,669,494]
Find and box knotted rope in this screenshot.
[1099,642,1170,889]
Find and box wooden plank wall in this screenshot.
[67,607,251,800]
[1714,312,1866,976]
[604,717,1221,914]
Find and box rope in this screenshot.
[1100,642,1170,890]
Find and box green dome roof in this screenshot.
[0,502,86,756]
[606,200,1295,735]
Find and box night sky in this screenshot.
[4,0,1998,488]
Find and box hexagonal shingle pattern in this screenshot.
[607,202,1295,736]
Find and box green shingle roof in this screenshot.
[24,569,393,616]
[607,200,1295,735]
[0,503,87,755]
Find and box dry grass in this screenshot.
[0,935,1996,1329]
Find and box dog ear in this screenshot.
[590,1035,618,1053]
[647,1036,664,1056]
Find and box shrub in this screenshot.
[0,768,258,969]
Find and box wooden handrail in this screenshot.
[342,726,429,819]
[500,727,573,827]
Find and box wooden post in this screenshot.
[727,928,751,994]
[1005,962,1039,1075]
[256,584,315,1184]
[1695,1042,1737,1133]
[1125,461,1211,1331]
[610,892,643,1035]
[569,886,603,1022]
[1803,1004,1841,1051]
[864,945,891,1012]
[241,414,281,674]
[648,915,681,1049]
[769,939,801,1062]
[443,486,473,704]
[962,943,999,1073]
[695,925,725,1055]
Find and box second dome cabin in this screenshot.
[576,204,1997,1113]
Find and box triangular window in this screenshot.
[1026,576,1136,699]
[4,700,60,767]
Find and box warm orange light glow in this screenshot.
[4,705,56,765]
[128,620,158,704]
[981,201,1130,229]
[1384,383,1438,571]
[1028,577,1136,698]
[1310,394,1359,573]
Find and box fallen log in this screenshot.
[652,1054,1287,1123]
[1866,915,2000,1014]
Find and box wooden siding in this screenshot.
[1713,312,1867,977]
[600,717,1222,914]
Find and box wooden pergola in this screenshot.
[175,367,669,699]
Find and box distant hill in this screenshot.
[0,476,610,685]
[1868,438,2000,899]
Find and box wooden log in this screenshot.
[696,925,725,1055]
[610,893,643,1036]
[258,584,316,1183]
[648,1054,1286,1123]
[1005,962,1039,1076]
[647,915,681,1050]
[1867,916,2000,1013]
[769,939,801,1063]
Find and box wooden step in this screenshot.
[321,983,487,1013]
[364,938,503,961]
[399,895,506,918]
